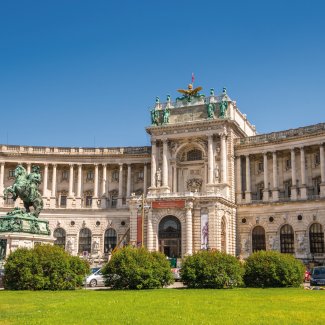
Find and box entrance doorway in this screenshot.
[158,216,181,258]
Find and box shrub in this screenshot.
[180,250,244,289]
[4,245,89,290]
[102,246,174,289]
[243,251,305,288]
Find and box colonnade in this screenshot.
[236,144,325,203]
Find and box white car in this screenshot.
[86,268,105,287]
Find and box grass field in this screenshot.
[0,288,325,324]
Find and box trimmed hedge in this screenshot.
[180,250,244,288]
[102,246,174,289]
[243,251,305,288]
[4,245,89,290]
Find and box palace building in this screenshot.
[0,85,324,265]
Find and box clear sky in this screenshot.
[0,0,324,147]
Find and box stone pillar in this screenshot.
[147,209,154,251]
[300,147,307,199]
[162,140,169,190]
[75,164,82,208]
[42,163,49,197]
[245,155,251,202]
[101,164,107,209]
[27,163,31,174]
[185,202,193,255]
[320,144,325,197]
[291,149,297,200]
[207,135,214,184]
[263,153,269,201]
[101,164,107,196]
[92,164,99,209]
[221,134,227,183]
[235,156,242,203]
[117,163,123,208]
[50,164,57,208]
[126,164,131,197]
[150,141,157,188]
[272,151,279,201]
[172,163,177,193]
[0,162,5,207]
[143,163,147,195]
[67,164,74,208]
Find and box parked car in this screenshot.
[86,268,105,287]
[310,266,325,286]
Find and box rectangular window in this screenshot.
[285,159,291,170]
[112,170,119,182]
[86,196,92,207]
[137,171,144,181]
[86,170,94,181]
[8,170,15,178]
[60,195,67,207]
[314,153,320,167]
[62,170,68,180]
[258,162,264,173]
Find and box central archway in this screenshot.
[158,215,182,258]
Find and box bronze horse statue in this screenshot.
[3,165,43,217]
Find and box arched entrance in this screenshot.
[158,216,181,258]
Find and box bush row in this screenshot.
[3,245,305,290]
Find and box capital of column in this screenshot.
[43,163,48,167]
[52,163,57,168]
[102,163,107,167]
[185,201,193,210]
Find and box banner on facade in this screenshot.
[137,214,142,246]
[152,200,185,209]
[201,213,209,250]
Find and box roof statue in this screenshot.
[176,83,204,103]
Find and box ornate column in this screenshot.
[207,135,214,184]
[75,164,82,208]
[235,156,242,203]
[221,134,227,183]
[291,149,297,200]
[320,144,325,197]
[272,151,279,201]
[150,140,157,188]
[50,164,57,208]
[162,139,169,191]
[101,164,107,209]
[147,209,154,251]
[143,163,147,194]
[245,155,251,202]
[263,152,269,201]
[0,162,5,206]
[172,163,177,193]
[42,163,48,197]
[27,163,31,174]
[117,163,123,208]
[92,164,99,208]
[68,164,74,197]
[300,147,307,199]
[185,201,193,255]
[126,164,131,197]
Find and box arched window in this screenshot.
[53,228,66,249]
[104,228,117,253]
[78,228,92,254]
[252,226,266,252]
[280,224,294,254]
[158,216,181,258]
[221,218,227,253]
[187,149,202,161]
[310,223,324,254]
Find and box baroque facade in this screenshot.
[0,85,324,265]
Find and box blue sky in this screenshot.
[0,0,324,147]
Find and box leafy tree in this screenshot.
[4,244,89,290]
[102,246,174,289]
[180,250,244,289]
[243,250,305,288]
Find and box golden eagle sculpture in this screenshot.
[177,83,203,97]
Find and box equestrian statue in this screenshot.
[3,165,44,217]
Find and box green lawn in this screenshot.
[0,288,324,325]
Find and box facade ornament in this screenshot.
[297,233,305,253]
[92,238,100,254]
[268,234,279,250]
[187,178,202,192]
[163,107,170,124]
[155,168,162,187]
[176,83,204,103]
[210,88,215,96]
[150,108,159,126]
[206,103,215,119]
[66,237,75,254]
[241,237,249,254]
[215,164,220,183]
[185,201,193,210]
[219,99,228,118]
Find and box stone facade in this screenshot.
[0,87,324,265]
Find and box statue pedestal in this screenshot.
[0,208,54,260]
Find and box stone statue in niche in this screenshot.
[297,234,305,252]
[241,237,249,253]
[66,237,75,254]
[214,164,220,183]
[155,168,161,187]
[186,178,202,192]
